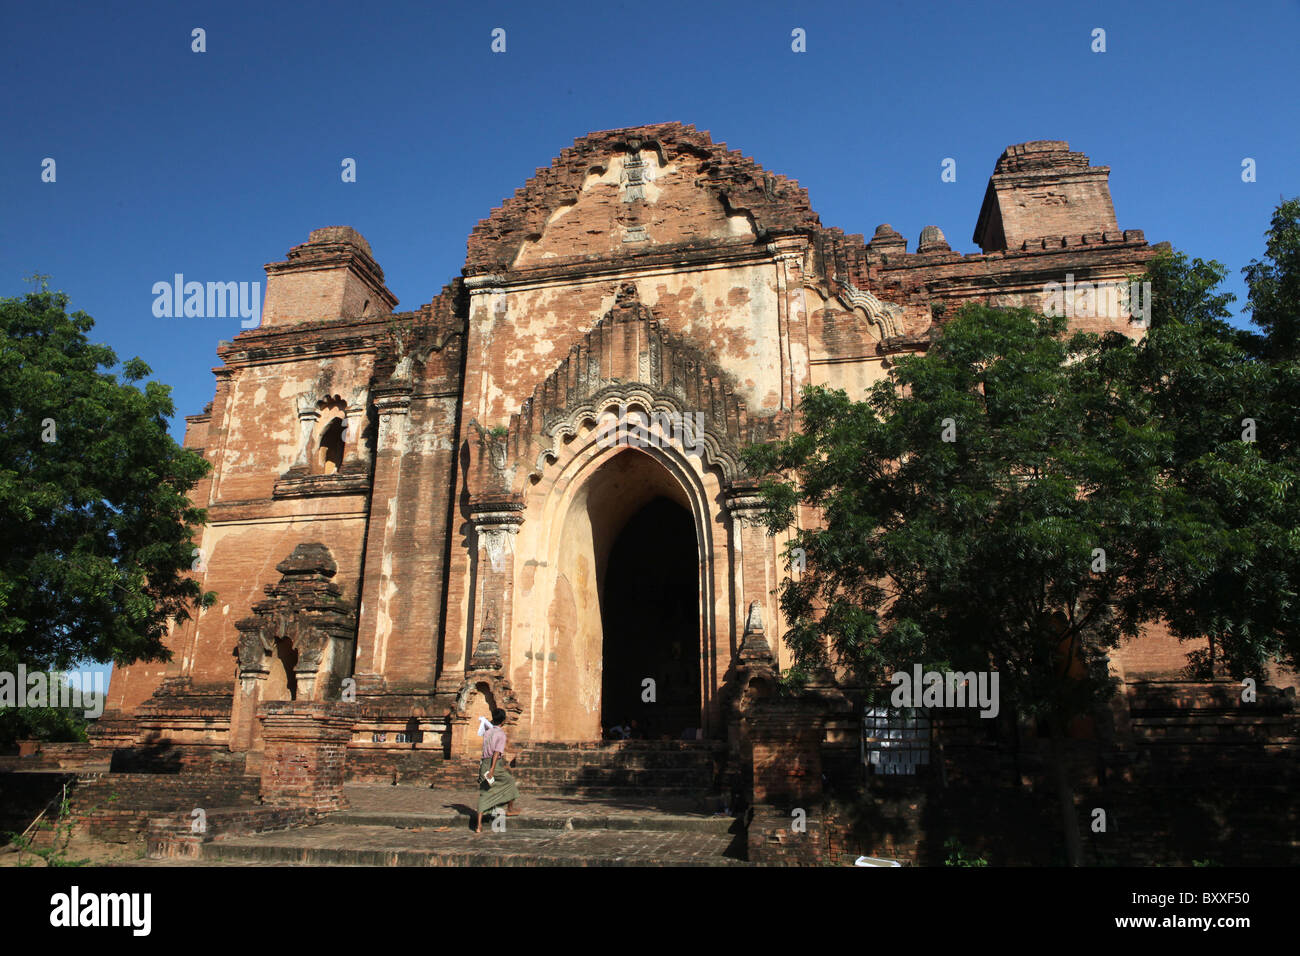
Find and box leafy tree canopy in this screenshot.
[1138,201,1300,677]
[741,199,1300,866]
[744,305,1165,727]
[743,199,1300,716]
[0,281,212,673]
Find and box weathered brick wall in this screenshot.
[262,226,397,328]
[465,123,820,276]
[105,125,1281,822]
[749,805,826,865]
[258,702,356,810]
[353,320,465,692]
[975,142,1118,252]
[0,742,107,773]
[823,782,1060,866]
[344,748,467,787]
[67,770,259,845]
[107,741,247,774]
[1113,620,1209,679]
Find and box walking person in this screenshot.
[475,708,520,833]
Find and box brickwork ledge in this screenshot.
[146,804,321,859]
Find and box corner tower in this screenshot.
[972,141,1120,253]
[261,226,398,328]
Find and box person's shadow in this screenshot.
[446,802,477,830]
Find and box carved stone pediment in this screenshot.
[479,282,789,490]
[233,543,357,701]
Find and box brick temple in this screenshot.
[83,124,1296,863]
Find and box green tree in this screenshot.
[0,673,91,751]
[742,200,1300,866]
[0,281,212,676]
[1141,206,1300,677]
[744,305,1170,866]
[1241,198,1300,361]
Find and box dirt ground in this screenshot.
[0,832,145,867]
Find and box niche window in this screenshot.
[318,418,345,473]
[311,396,348,475]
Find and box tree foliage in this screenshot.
[1140,240,1300,677]
[0,684,90,751]
[741,198,1300,865]
[743,198,1300,711]
[1241,198,1300,361]
[0,282,212,672]
[744,306,1165,729]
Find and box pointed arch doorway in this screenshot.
[556,446,704,741]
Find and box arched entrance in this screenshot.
[600,495,700,739]
[530,442,707,742]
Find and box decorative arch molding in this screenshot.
[528,383,745,483]
[831,277,905,339]
[534,425,718,580]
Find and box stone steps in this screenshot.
[345,739,732,793]
[504,740,726,796]
[518,740,722,749]
[165,784,752,865]
[509,771,714,792]
[192,823,751,866]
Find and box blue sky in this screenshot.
[1,1,1297,678]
